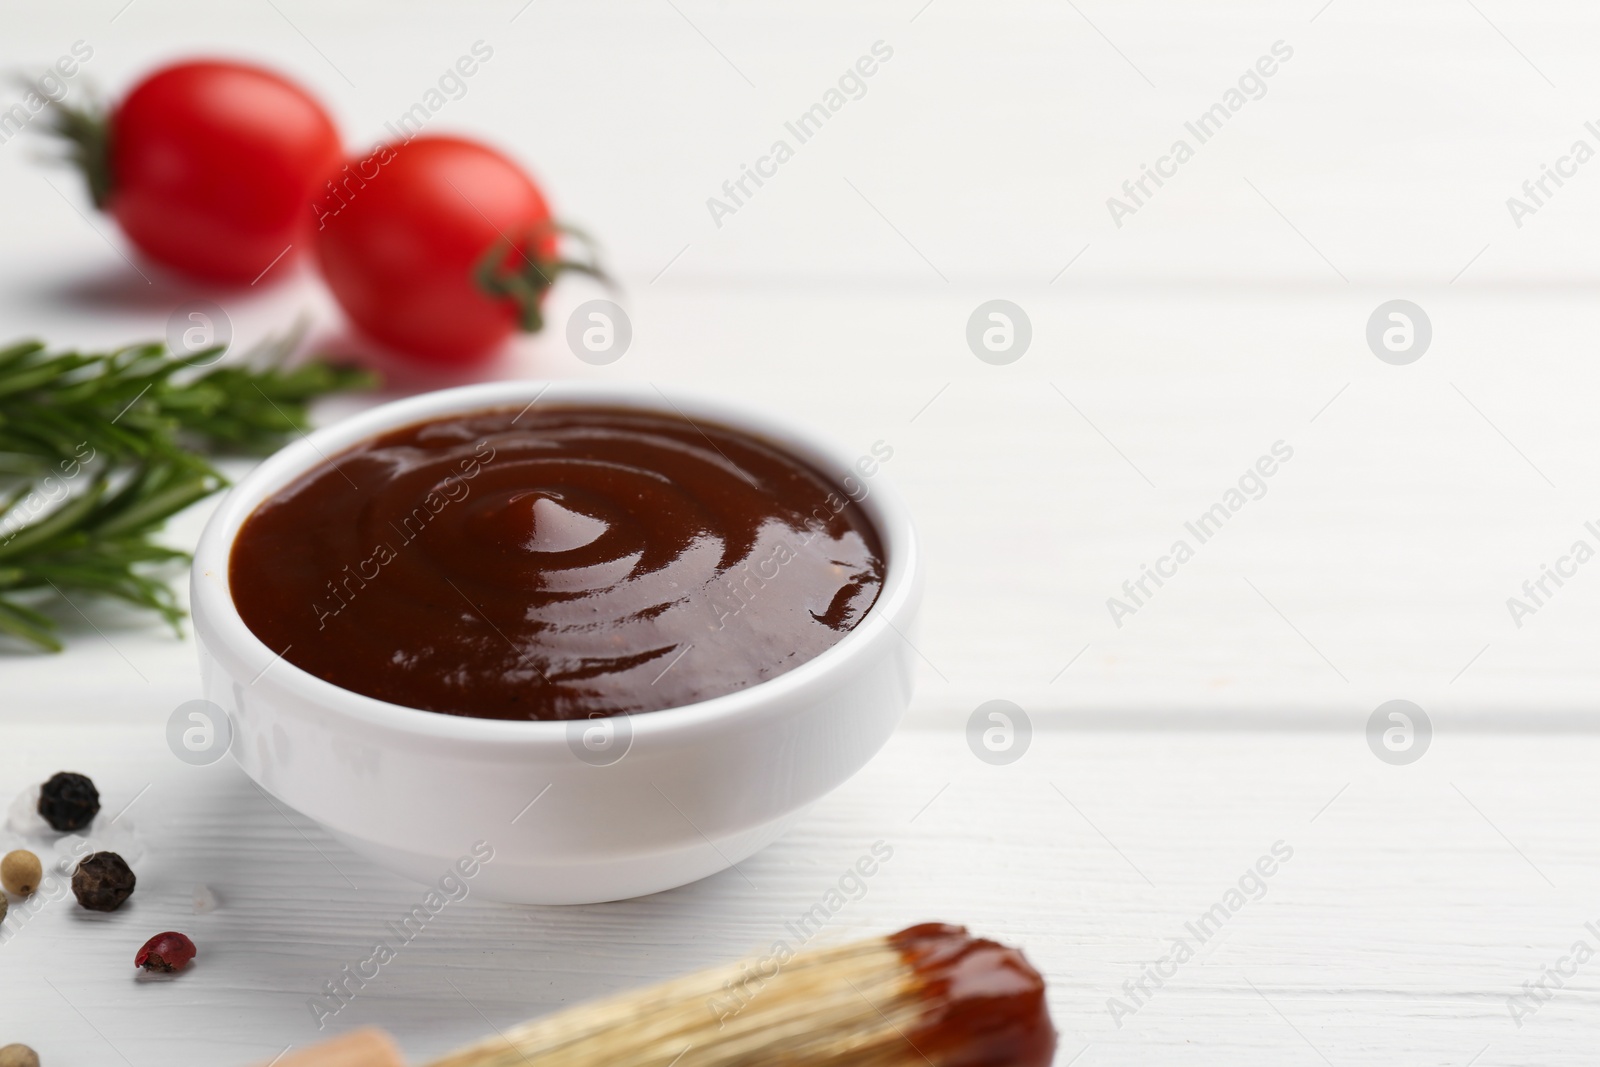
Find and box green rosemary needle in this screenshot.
[0,335,376,651]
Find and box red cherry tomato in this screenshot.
[312,136,588,365]
[102,61,341,283]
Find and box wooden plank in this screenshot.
[2,725,1595,1065]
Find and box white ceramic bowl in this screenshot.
[191,382,921,904]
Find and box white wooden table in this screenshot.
[6,1,1600,1063]
[6,725,1599,1066]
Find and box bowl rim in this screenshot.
[191,380,920,745]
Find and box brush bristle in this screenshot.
[425,925,1053,1067]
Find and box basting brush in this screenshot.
[269,923,1055,1067]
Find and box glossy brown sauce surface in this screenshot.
[229,405,885,720]
[892,923,1057,1067]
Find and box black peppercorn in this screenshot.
[38,771,99,832]
[72,851,135,912]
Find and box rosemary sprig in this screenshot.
[0,333,373,466]
[0,336,377,651]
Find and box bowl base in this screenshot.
[328,810,808,905]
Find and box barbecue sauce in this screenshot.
[229,406,885,720]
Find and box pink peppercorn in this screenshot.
[135,931,196,973]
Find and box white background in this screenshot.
[5,2,1600,1064]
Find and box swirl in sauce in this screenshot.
[228,406,886,720]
